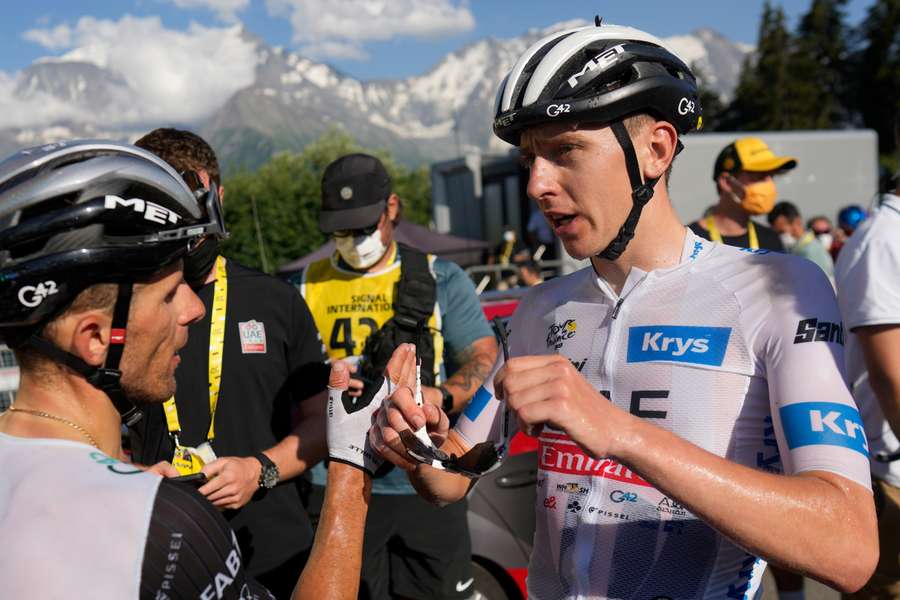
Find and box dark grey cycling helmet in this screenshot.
[493,19,702,260]
[0,140,225,423]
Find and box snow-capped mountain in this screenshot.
[0,22,750,168]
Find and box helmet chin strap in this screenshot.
[24,283,143,427]
[596,120,659,261]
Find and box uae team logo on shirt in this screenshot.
[238,320,267,354]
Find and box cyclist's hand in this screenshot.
[146,461,180,478]
[370,349,450,470]
[199,456,262,510]
[495,354,623,459]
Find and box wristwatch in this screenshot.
[439,385,454,413]
[254,452,279,489]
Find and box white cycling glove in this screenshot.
[326,361,389,476]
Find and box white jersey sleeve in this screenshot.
[760,256,871,488]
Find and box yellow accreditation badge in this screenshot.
[171,441,218,475]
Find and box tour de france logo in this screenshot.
[546,319,577,350]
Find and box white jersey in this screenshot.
[456,230,871,600]
[0,433,160,599]
[835,194,900,487]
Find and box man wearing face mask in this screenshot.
[768,201,835,279]
[689,137,796,252]
[296,153,497,600]
[129,128,330,599]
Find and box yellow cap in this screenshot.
[713,137,797,181]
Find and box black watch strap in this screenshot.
[254,452,279,489]
[439,385,454,413]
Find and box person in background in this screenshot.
[130,128,329,599]
[833,111,900,599]
[517,259,544,287]
[831,205,868,261]
[526,206,557,260]
[768,201,834,279]
[689,137,795,252]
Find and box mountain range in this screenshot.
[1,21,751,170]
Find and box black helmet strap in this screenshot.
[597,120,658,261]
[24,283,143,427]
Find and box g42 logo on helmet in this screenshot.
[546,103,572,117]
[18,281,58,308]
[678,98,695,115]
[104,195,182,226]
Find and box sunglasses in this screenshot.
[399,316,511,477]
[149,171,228,250]
[333,212,385,238]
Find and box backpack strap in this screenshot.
[394,244,436,330]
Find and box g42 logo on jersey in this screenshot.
[793,318,844,345]
[104,195,182,225]
[546,319,577,349]
[627,325,731,366]
[18,280,58,307]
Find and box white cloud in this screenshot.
[0,71,89,129]
[166,0,250,23]
[266,0,474,60]
[22,23,72,50]
[9,15,259,128]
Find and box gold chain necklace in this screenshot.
[5,406,99,449]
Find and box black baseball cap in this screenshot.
[319,153,392,234]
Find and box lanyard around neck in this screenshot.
[707,214,759,250]
[162,255,228,443]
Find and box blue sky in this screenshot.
[0,0,878,81]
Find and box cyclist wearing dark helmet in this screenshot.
[0,140,380,599]
[373,19,878,599]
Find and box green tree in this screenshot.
[220,129,432,273]
[724,2,792,130]
[851,0,900,154]
[783,0,851,128]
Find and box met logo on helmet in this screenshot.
[104,195,181,226]
[627,325,731,366]
[567,44,625,88]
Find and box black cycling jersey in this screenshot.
[141,480,276,600]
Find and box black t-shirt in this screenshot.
[688,220,785,253]
[141,479,275,599]
[132,258,328,575]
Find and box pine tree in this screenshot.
[851,0,900,153]
[724,2,791,130]
[784,0,851,128]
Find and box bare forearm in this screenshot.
[615,415,877,591]
[407,432,473,505]
[293,462,371,600]
[442,337,498,413]
[869,372,900,438]
[858,325,900,438]
[266,393,328,481]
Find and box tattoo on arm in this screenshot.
[445,344,494,400]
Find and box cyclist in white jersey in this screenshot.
[371,20,878,599]
[0,141,384,599]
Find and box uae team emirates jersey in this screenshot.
[456,229,870,600]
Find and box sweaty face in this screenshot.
[520,122,633,260]
[118,262,205,403]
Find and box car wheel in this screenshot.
[471,560,513,600]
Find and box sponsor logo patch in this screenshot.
[780,401,868,457]
[539,432,650,485]
[238,320,267,354]
[627,325,731,366]
[546,319,577,349]
[462,385,493,421]
[793,318,843,345]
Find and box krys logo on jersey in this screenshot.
[627,325,731,367]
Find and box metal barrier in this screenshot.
[465,261,563,294]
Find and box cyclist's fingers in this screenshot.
[328,360,351,390]
[370,423,418,470]
[387,385,426,431]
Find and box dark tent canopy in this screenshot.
[277,219,489,276]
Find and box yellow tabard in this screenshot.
[299,245,444,382]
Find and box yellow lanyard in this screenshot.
[163,255,228,444]
[706,214,759,250]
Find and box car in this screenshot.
[469,288,537,600]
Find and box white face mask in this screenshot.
[335,230,388,269]
[816,233,834,249]
[779,233,797,249]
